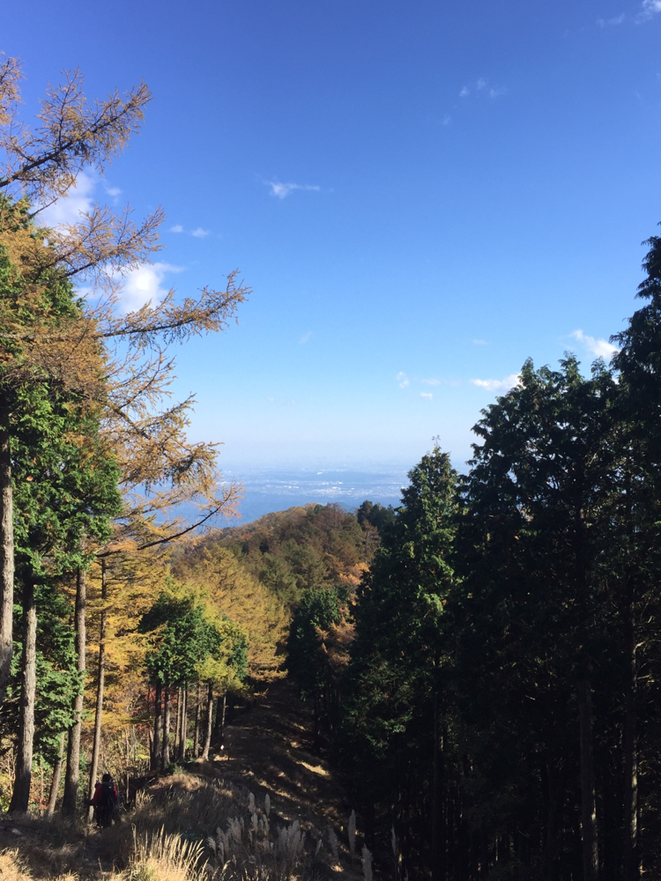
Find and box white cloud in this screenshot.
[458,79,506,102]
[442,115,452,126]
[118,262,183,313]
[569,329,619,360]
[103,182,121,199]
[597,13,626,26]
[637,0,661,21]
[422,378,441,386]
[420,392,433,400]
[39,170,96,226]
[299,331,312,344]
[471,374,521,393]
[170,224,184,233]
[473,338,487,346]
[266,180,321,199]
[39,171,123,223]
[191,227,210,238]
[396,371,410,388]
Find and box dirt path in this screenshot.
[218,678,351,828]
[0,678,361,879]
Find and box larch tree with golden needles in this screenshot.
[0,55,248,812]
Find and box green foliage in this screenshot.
[287,586,342,699]
[140,583,248,693]
[341,446,458,855]
[355,500,396,536]
[12,381,121,575]
[140,587,219,688]
[338,320,661,876]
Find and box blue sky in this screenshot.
[4,0,661,475]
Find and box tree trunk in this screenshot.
[161,685,171,768]
[62,568,87,816]
[215,691,227,741]
[88,559,108,822]
[623,597,639,881]
[151,682,162,770]
[193,682,201,757]
[175,687,182,756]
[542,753,560,881]
[431,689,444,881]
[201,682,213,761]
[178,686,187,761]
[9,571,37,813]
[0,403,14,707]
[46,732,65,817]
[578,679,599,881]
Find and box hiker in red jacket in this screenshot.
[91,773,118,827]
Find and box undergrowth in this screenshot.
[0,771,369,880]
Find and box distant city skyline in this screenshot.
[4,0,661,475]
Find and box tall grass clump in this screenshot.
[207,799,309,880]
[121,826,207,881]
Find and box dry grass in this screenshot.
[117,827,206,881]
[1,681,371,879]
[0,848,78,881]
[0,773,368,880]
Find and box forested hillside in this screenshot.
[275,239,661,880]
[321,238,661,880]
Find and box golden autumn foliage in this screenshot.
[173,545,287,679]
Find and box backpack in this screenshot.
[99,782,116,809]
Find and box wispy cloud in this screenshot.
[168,224,211,237]
[637,0,661,21]
[266,180,321,199]
[396,371,410,388]
[471,374,521,394]
[422,378,441,386]
[103,182,122,199]
[119,262,183,313]
[420,392,433,400]
[598,12,626,26]
[299,331,312,344]
[569,329,619,360]
[442,114,452,126]
[458,77,506,102]
[473,338,487,346]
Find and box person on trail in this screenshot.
[90,773,118,828]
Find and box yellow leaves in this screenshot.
[1,61,151,205]
[195,655,243,693]
[176,545,287,680]
[337,561,368,588]
[0,55,22,128]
